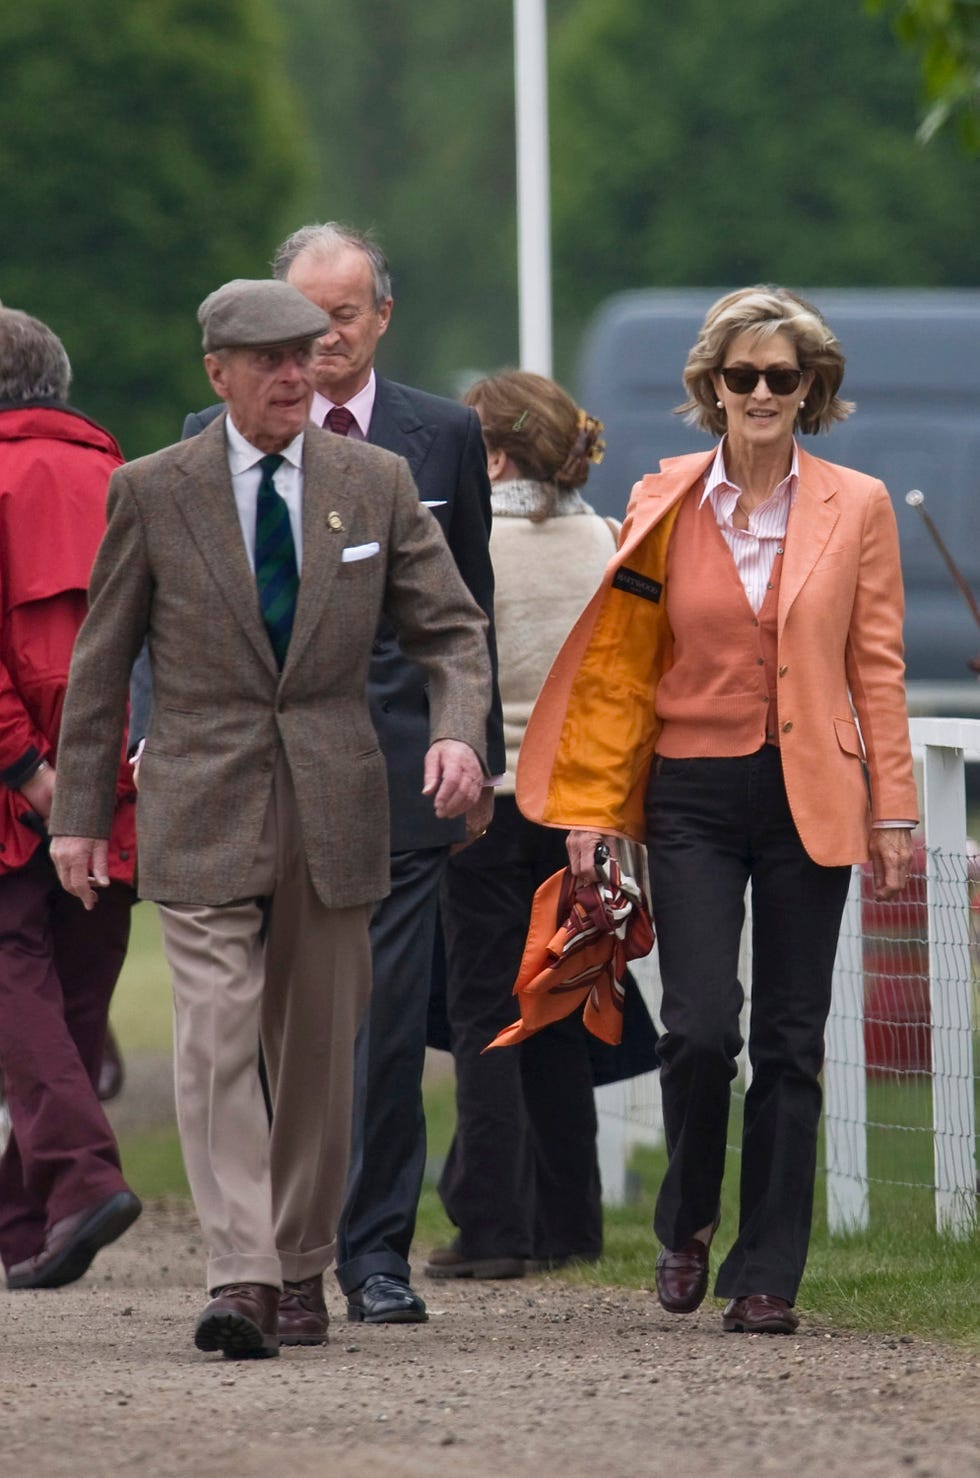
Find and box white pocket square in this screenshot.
[422,499,447,508]
[341,541,380,563]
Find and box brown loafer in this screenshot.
[425,1241,525,1280]
[722,1294,799,1334]
[655,1238,711,1313]
[194,1283,280,1359]
[279,1274,329,1346]
[7,1189,142,1291]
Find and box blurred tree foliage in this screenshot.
[277,0,977,392]
[868,1,980,150]
[550,0,980,371]
[277,0,524,396]
[0,0,310,456]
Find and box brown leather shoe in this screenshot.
[7,1189,142,1291]
[279,1274,329,1346]
[425,1241,525,1280]
[655,1237,712,1313]
[722,1294,799,1334]
[194,1283,280,1359]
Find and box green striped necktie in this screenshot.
[254,453,298,669]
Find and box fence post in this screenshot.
[917,725,977,1239]
[825,867,870,1234]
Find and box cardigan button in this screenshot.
[756,657,765,666]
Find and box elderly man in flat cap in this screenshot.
[49,279,492,1360]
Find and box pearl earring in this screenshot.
[716,399,723,409]
[799,400,805,409]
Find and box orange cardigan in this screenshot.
[515,447,918,867]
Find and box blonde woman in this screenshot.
[518,288,917,1333]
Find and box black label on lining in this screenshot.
[612,567,662,603]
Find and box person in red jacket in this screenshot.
[0,306,141,1290]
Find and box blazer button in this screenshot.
[120,850,130,861]
[782,721,793,733]
[778,665,788,677]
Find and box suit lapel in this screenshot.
[778,449,841,632]
[368,376,436,483]
[171,416,277,672]
[617,450,715,563]
[284,429,359,675]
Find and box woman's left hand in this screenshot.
[868,827,915,901]
[566,829,619,885]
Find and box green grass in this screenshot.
[110,903,979,1345]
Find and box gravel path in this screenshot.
[3,1197,977,1478]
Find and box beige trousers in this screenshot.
[158,755,372,1292]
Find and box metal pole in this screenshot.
[513,0,553,376]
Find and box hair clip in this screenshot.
[512,410,529,431]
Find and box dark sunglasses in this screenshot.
[719,366,804,396]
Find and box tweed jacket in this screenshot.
[516,447,918,867]
[180,376,505,850]
[51,414,491,906]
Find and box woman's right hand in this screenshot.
[566,829,617,885]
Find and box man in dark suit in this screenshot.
[178,224,504,1324]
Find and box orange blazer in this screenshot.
[516,447,918,867]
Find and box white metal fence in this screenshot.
[596,716,980,1243]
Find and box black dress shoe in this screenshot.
[346,1273,428,1324]
[7,1189,142,1291]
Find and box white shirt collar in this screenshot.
[224,412,305,474]
[699,437,799,508]
[310,369,376,437]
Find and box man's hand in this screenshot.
[18,762,56,823]
[450,786,495,853]
[868,827,914,902]
[566,829,619,885]
[422,739,483,820]
[49,836,110,910]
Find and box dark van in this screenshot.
[576,289,980,704]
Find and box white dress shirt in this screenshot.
[311,370,376,440]
[700,439,797,614]
[225,415,305,571]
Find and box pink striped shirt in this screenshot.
[699,440,798,614]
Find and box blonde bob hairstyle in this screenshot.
[677,285,854,438]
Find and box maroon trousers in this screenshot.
[0,849,134,1270]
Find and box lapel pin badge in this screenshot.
[327,511,344,532]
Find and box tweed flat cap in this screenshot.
[198,278,329,351]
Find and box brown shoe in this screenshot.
[194,1283,280,1359]
[655,1237,712,1313]
[279,1274,329,1346]
[722,1295,799,1334]
[7,1189,142,1291]
[425,1241,525,1280]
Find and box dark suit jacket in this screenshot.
[54,416,492,906]
[178,377,504,849]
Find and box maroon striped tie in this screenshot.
[324,405,355,436]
